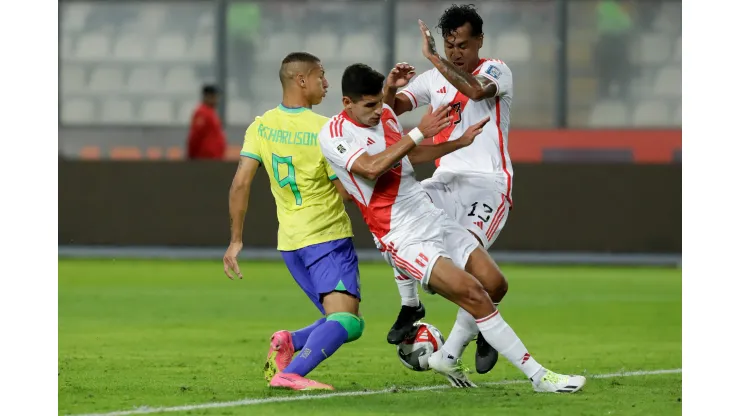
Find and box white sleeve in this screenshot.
[399,70,432,109]
[478,60,513,97]
[318,120,367,172]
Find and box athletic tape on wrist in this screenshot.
[408,128,424,145]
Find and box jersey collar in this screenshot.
[473,58,488,73]
[278,103,308,114]
[340,110,371,128]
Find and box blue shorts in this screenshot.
[280,238,360,315]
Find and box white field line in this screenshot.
[68,368,682,416]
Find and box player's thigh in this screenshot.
[303,238,361,314]
[457,190,510,250]
[321,291,359,316]
[280,250,325,314]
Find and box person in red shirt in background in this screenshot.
[187,85,226,160]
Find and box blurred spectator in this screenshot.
[594,0,633,99]
[187,85,226,160]
[228,2,261,98]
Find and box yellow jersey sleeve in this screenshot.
[240,120,262,164]
[324,158,338,181]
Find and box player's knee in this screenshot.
[327,312,364,343]
[498,274,509,297]
[482,270,508,301]
[464,281,492,309]
[452,273,491,310]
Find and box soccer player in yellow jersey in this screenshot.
[223,52,362,391]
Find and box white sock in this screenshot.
[441,307,478,358]
[475,310,544,380]
[395,274,419,307]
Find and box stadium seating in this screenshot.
[113,34,148,61]
[495,32,532,63]
[305,32,339,62]
[632,101,670,127]
[227,100,252,125]
[88,67,124,93]
[62,98,95,123]
[154,34,189,61]
[59,1,681,129]
[636,33,672,65]
[589,101,628,127]
[101,99,135,124]
[654,66,681,98]
[127,67,163,93]
[140,99,175,124]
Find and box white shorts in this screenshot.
[421,172,511,250]
[381,209,479,294]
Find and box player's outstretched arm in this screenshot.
[383,62,416,116]
[408,116,490,165]
[224,156,260,279]
[351,105,451,181]
[419,20,498,102]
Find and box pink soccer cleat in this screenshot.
[269,372,335,391]
[263,330,295,382]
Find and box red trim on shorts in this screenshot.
[486,204,507,241]
[393,254,423,281]
[485,194,507,241]
[386,242,424,281]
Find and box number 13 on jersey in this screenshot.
[272,153,302,206]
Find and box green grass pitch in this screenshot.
[59,259,681,415]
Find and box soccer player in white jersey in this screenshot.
[319,63,585,392]
[383,5,515,377]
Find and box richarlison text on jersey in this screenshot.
[257,124,319,147]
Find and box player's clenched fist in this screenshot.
[457,116,491,147]
[417,104,452,138]
[223,241,243,279]
[387,62,416,89]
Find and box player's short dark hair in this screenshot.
[341,64,385,102]
[437,4,484,38]
[280,52,321,84]
[202,84,218,96]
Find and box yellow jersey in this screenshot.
[241,104,353,251]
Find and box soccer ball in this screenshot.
[396,322,445,371]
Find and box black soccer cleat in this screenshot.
[475,332,499,374]
[386,303,426,345]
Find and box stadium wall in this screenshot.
[59,161,680,253]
